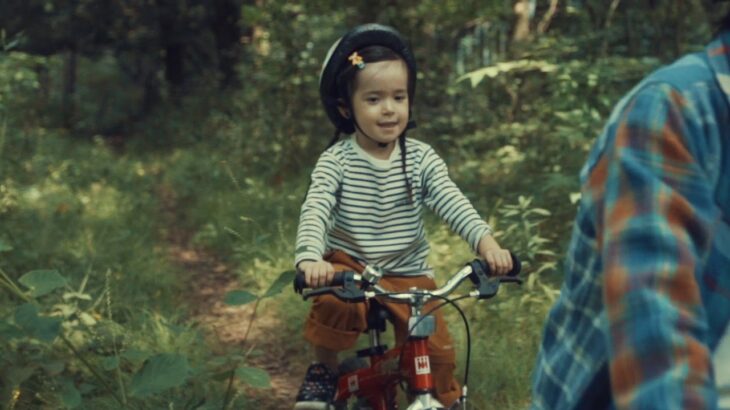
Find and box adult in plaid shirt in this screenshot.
[531,5,730,410]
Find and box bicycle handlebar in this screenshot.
[293,253,522,302]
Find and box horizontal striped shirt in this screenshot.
[531,32,730,409]
[295,137,492,276]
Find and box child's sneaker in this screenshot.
[293,363,338,409]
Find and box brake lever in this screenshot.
[499,276,523,285]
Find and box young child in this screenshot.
[294,23,512,409]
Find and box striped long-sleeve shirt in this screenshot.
[295,136,492,276]
[531,32,730,409]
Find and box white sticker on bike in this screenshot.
[347,375,359,392]
[414,355,431,375]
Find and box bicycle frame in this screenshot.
[330,285,447,410]
[334,335,439,409]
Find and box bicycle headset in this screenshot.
[319,23,418,145]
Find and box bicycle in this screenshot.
[293,255,522,410]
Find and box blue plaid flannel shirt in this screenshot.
[531,32,730,409]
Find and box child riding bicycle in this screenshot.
[294,23,513,409]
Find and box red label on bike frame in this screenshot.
[409,339,434,391]
[347,374,359,392]
[414,355,431,375]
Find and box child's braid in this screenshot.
[399,134,413,203]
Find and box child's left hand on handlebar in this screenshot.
[478,234,513,275]
[297,260,336,288]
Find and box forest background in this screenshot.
[0,0,720,409]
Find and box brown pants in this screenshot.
[303,251,461,407]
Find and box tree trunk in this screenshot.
[210,0,242,89]
[159,11,185,94]
[600,0,622,57]
[673,0,685,58]
[34,62,51,108]
[141,71,161,117]
[164,43,185,88]
[512,0,532,44]
[537,0,559,34]
[62,48,77,129]
[624,5,636,56]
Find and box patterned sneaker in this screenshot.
[293,363,339,409]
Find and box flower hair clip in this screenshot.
[348,51,365,69]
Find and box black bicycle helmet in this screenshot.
[319,23,418,134]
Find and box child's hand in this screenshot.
[297,260,336,288]
[478,234,513,275]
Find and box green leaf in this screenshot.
[60,380,81,408]
[41,360,65,375]
[18,269,67,297]
[6,366,36,385]
[102,356,119,371]
[235,366,271,388]
[531,208,552,216]
[0,320,23,339]
[262,270,296,298]
[14,303,62,342]
[121,349,149,366]
[212,369,234,382]
[14,302,39,324]
[224,290,257,306]
[78,383,95,394]
[129,353,191,397]
[0,239,12,252]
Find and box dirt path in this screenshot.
[159,185,305,409]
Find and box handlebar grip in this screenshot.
[293,271,350,294]
[470,252,521,279]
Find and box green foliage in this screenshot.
[224,290,257,306]
[129,353,191,397]
[13,303,63,342]
[224,270,297,305]
[235,366,271,389]
[18,270,67,297]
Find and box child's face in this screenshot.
[349,59,409,153]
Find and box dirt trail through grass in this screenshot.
[159,185,305,409]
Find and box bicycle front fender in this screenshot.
[404,393,445,410]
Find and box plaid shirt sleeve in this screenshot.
[589,82,718,408]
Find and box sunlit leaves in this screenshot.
[457,60,558,88]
